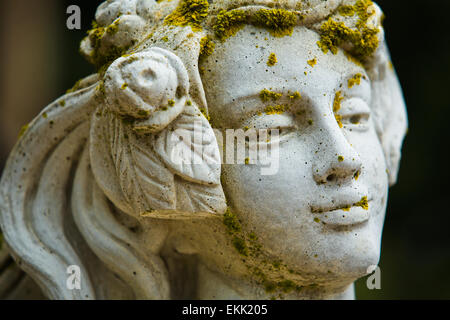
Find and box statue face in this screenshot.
[201,25,389,279]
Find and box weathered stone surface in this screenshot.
[0,0,407,300]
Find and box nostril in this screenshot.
[326,173,336,182]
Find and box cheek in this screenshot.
[220,138,319,253]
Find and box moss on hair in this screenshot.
[213,9,247,41]
[254,8,298,37]
[199,36,215,58]
[317,0,379,63]
[164,0,209,32]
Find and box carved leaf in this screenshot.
[153,105,221,186]
[108,114,176,214]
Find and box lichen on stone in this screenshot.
[164,0,209,32]
[260,89,282,102]
[354,196,369,210]
[267,53,278,66]
[333,91,344,128]
[307,58,317,67]
[213,9,247,41]
[254,8,298,38]
[348,73,363,88]
[199,36,215,58]
[317,0,380,63]
[265,104,286,115]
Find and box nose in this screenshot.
[312,121,362,185]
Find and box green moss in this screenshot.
[18,124,29,138]
[260,88,282,102]
[254,8,298,38]
[213,9,247,41]
[232,237,249,256]
[267,53,277,66]
[161,36,169,42]
[164,0,209,32]
[137,109,150,118]
[223,208,242,234]
[66,79,83,94]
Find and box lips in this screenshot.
[311,196,372,227]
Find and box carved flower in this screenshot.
[104,48,190,133]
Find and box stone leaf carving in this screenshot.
[154,104,222,186]
[91,47,225,217]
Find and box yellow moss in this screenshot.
[161,36,169,42]
[338,5,355,16]
[289,91,301,100]
[267,53,278,66]
[307,58,317,67]
[121,83,128,90]
[18,124,29,138]
[199,36,215,58]
[260,89,282,102]
[254,8,298,37]
[354,196,369,210]
[164,0,209,32]
[317,0,379,63]
[338,155,344,162]
[168,99,175,107]
[199,107,211,121]
[213,9,247,41]
[245,157,250,165]
[42,112,48,119]
[354,170,360,180]
[333,91,344,128]
[59,100,66,107]
[348,73,363,88]
[106,19,120,35]
[265,104,286,115]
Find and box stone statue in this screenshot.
[0,0,407,300]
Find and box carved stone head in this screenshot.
[0,0,407,299]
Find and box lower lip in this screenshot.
[315,205,370,227]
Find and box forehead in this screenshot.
[201,25,366,124]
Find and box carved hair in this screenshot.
[0,0,407,299]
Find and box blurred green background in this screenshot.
[0,0,449,299]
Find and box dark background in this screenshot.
[0,0,449,299]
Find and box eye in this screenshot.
[339,98,371,130]
[243,113,297,145]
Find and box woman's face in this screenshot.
[201,25,389,280]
